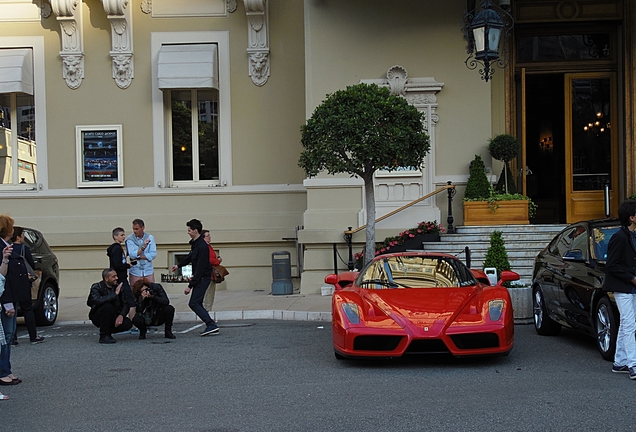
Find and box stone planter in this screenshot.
[463,200,530,226]
[507,286,533,323]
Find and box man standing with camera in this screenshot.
[126,219,157,285]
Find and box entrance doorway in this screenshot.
[520,73,618,224]
[524,74,565,223]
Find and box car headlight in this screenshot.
[341,303,360,324]
[488,300,505,321]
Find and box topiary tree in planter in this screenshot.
[488,134,519,195]
[299,83,430,265]
[483,230,511,285]
[464,154,491,200]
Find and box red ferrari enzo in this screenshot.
[325,252,519,359]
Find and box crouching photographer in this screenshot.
[131,280,175,340]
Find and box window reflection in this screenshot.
[0,92,36,184]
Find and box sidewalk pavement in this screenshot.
[56,290,333,325]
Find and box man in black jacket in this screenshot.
[131,279,175,340]
[171,218,218,336]
[87,268,133,344]
[604,200,636,378]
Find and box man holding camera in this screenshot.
[87,268,133,344]
[131,279,175,340]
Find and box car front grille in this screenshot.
[404,339,450,354]
[353,335,402,351]
[450,332,499,349]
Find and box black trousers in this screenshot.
[90,303,133,336]
[18,300,37,341]
[132,305,175,334]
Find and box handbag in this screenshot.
[212,265,229,283]
[20,246,39,283]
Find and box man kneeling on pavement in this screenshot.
[131,279,175,340]
[87,268,133,344]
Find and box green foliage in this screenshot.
[488,134,519,195]
[298,83,430,179]
[483,231,511,284]
[464,155,491,200]
[488,134,519,163]
[629,194,636,200]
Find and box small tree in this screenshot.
[299,83,430,264]
[483,230,511,284]
[488,134,519,194]
[464,155,491,200]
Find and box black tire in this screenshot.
[533,285,561,336]
[34,282,58,326]
[594,296,617,362]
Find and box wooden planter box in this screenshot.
[463,200,529,226]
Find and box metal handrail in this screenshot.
[340,181,456,271]
[344,182,456,235]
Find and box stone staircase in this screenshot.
[420,224,567,285]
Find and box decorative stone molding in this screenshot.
[227,0,237,13]
[40,1,52,19]
[386,65,408,96]
[101,0,134,88]
[50,0,84,89]
[140,0,151,14]
[244,0,269,86]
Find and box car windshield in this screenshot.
[356,255,477,289]
[591,226,620,262]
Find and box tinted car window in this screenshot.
[549,227,577,257]
[570,226,589,260]
[592,226,620,261]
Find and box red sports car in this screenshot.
[325,252,519,359]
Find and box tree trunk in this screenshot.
[364,175,376,264]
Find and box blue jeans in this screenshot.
[614,292,636,368]
[189,278,215,326]
[0,309,16,378]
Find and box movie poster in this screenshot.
[77,127,122,186]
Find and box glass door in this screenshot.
[564,73,618,223]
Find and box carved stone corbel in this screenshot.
[244,0,269,86]
[101,0,134,89]
[50,0,84,89]
[227,0,237,13]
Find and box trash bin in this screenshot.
[271,251,293,295]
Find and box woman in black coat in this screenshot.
[9,227,44,344]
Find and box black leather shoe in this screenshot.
[99,335,116,344]
[139,332,146,340]
[165,331,176,339]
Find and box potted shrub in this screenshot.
[463,149,536,226]
[488,134,519,194]
[483,230,533,321]
[483,230,511,285]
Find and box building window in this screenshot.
[0,92,36,185]
[169,89,219,183]
[151,32,231,189]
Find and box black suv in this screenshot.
[19,228,60,326]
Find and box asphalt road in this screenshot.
[3,321,636,431]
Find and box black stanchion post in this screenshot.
[446,181,456,234]
[345,227,354,271]
[465,246,471,268]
